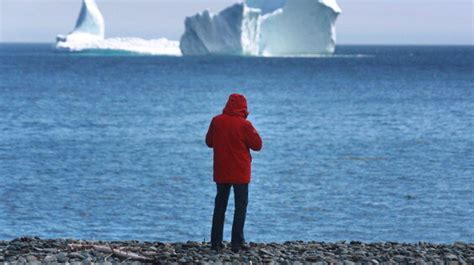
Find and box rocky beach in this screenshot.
[0,237,472,264]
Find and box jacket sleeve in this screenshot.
[205,119,214,148]
[244,121,262,151]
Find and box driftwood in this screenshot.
[68,243,154,262]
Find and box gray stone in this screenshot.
[81,256,92,264]
[0,255,4,261]
[371,259,380,264]
[68,252,85,260]
[149,246,158,251]
[393,255,406,261]
[26,255,38,262]
[17,256,27,264]
[259,249,274,256]
[445,253,458,260]
[306,256,322,262]
[56,252,68,263]
[44,255,57,262]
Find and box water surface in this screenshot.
[0,44,473,242]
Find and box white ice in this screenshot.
[56,0,104,44]
[245,0,286,14]
[56,37,181,56]
[180,4,261,56]
[180,0,341,56]
[258,0,341,56]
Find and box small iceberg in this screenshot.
[56,0,181,56]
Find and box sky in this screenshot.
[0,0,473,44]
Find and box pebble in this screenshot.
[43,255,56,262]
[56,252,68,263]
[26,255,38,262]
[445,253,458,260]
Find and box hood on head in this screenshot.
[223,93,249,118]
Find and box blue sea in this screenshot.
[0,44,473,243]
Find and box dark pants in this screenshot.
[211,183,248,248]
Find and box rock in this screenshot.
[56,252,68,263]
[26,255,38,262]
[393,255,406,262]
[82,257,92,264]
[371,259,380,264]
[262,257,274,264]
[0,256,4,262]
[453,242,467,249]
[337,248,349,255]
[16,256,26,263]
[44,255,57,262]
[445,253,458,260]
[68,252,85,260]
[259,249,274,256]
[306,256,322,262]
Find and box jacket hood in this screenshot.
[223,93,249,118]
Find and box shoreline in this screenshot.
[0,237,472,264]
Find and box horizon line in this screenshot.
[0,41,473,47]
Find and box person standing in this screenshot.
[205,93,263,253]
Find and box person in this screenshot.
[205,93,263,253]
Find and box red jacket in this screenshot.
[206,94,262,184]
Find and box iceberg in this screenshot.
[258,0,341,55]
[56,0,181,56]
[56,0,104,44]
[180,4,261,56]
[180,0,341,56]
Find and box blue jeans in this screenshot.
[211,183,248,248]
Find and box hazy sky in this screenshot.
[0,0,473,44]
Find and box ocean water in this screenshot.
[0,44,473,243]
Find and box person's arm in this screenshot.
[244,121,262,151]
[205,119,214,148]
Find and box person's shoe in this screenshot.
[240,243,250,251]
[211,242,224,252]
[231,243,249,253]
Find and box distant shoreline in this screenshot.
[1,237,472,264]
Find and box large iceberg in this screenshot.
[258,0,341,55]
[180,4,261,56]
[180,0,341,56]
[56,0,181,56]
